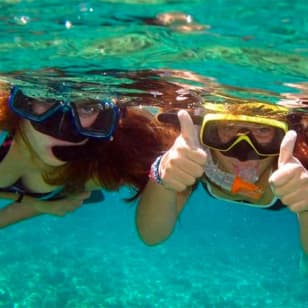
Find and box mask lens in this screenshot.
[201,120,285,155]
[10,87,59,121]
[72,100,118,138]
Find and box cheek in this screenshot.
[27,127,44,147]
[294,135,308,169]
[212,150,233,170]
[217,130,233,143]
[23,121,50,152]
[259,158,275,173]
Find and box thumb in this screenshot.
[178,109,199,148]
[278,130,297,167]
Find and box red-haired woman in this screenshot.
[0,81,174,228]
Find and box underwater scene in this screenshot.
[0,0,308,307]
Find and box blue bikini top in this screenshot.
[0,130,64,200]
[0,130,104,203]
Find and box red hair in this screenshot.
[287,112,308,169]
[0,83,19,130]
[50,108,177,198]
[92,108,176,194]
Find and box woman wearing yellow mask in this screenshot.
[136,101,308,272]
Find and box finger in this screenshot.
[173,157,205,178]
[269,163,301,187]
[164,167,199,187]
[162,175,195,192]
[70,192,91,201]
[287,200,308,213]
[275,187,299,204]
[278,130,297,167]
[271,181,294,196]
[177,109,199,148]
[180,146,208,166]
[80,191,91,198]
[162,180,187,192]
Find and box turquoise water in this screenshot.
[0,0,308,307]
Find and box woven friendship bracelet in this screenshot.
[149,155,163,185]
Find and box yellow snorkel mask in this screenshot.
[199,102,288,159]
[200,113,288,158]
[158,102,288,157]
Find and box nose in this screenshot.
[59,101,71,112]
[222,140,262,161]
[55,111,85,142]
[237,128,250,136]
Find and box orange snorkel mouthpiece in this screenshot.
[231,176,263,201]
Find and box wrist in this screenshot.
[149,155,163,185]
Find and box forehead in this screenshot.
[216,120,272,129]
[25,97,101,105]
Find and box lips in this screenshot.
[232,161,258,171]
[232,161,259,183]
[48,136,88,147]
[51,144,91,161]
[47,137,90,162]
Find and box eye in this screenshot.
[77,104,100,116]
[26,98,54,114]
[220,124,238,133]
[255,127,274,135]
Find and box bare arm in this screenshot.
[136,110,207,245]
[0,193,41,228]
[0,191,90,228]
[270,131,308,255]
[136,180,191,245]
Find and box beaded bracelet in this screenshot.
[149,155,163,185]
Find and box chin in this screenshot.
[39,147,67,166]
[43,159,66,167]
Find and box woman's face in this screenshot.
[20,119,87,167]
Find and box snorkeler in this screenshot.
[272,100,308,271]
[0,81,171,227]
[136,102,308,257]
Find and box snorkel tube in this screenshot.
[204,149,264,201]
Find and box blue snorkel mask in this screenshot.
[9,86,120,143]
[8,86,120,161]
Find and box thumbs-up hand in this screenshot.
[159,110,207,192]
[269,130,308,213]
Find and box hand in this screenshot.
[26,191,91,216]
[269,130,308,213]
[159,110,207,192]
